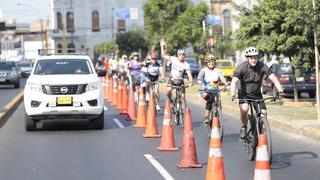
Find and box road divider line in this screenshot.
[104,106,108,111]
[144,154,175,180]
[112,118,124,128]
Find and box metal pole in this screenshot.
[312,0,320,122]
[112,7,114,40]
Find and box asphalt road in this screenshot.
[0,78,26,110]
[0,91,319,179]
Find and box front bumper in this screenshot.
[24,88,104,117]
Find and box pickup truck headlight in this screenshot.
[85,82,100,92]
[28,82,42,92]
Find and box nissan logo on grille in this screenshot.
[60,87,68,94]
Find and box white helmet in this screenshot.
[245,46,259,57]
[177,49,186,55]
[122,55,128,60]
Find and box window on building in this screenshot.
[223,10,231,35]
[66,12,75,33]
[57,12,63,30]
[67,43,76,53]
[57,44,63,53]
[92,11,100,32]
[117,20,126,32]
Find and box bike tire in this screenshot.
[258,116,272,165]
[245,115,257,161]
[173,99,179,125]
[216,108,224,142]
[205,110,214,138]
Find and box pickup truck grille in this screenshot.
[42,85,86,95]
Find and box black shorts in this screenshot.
[238,94,266,112]
[132,75,141,87]
[205,93,220,111]
[168,78,185,94]
[148,75,159,82]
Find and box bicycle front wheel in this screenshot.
[258,116,272,165]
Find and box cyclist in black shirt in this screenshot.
[230,46,284,139]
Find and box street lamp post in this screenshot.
[17,3,45,50]
[312,0,320,122]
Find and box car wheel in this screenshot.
[92,111,104,130]
[309,92,316,98]
[14,81,20,88]
[25,112,36,131]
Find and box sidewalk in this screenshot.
[160,85,320,142]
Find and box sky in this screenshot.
[0,0,51,23]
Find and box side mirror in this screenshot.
[97,69,107,77]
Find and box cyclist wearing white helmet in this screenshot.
[230,46,284,139]
[197,54,228,124]
[160,38,193,111]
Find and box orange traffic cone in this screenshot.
[177,108,202,168]
[120,81,128,115]
[104,76,109,100]
[111,79,118,106]
[254,133,271,180]
[116,80,123,111]
[206,117,225,180]
[143,92,160,138]
[158,99,178,151]
[108,77,113,103]
[134,87,147,128]
[127,87,136,121]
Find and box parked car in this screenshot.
[24,54,105,131]
[18,61,33,78]
[215,59,235,81]
[0,61,20,88]
[185,58,199,78]
[262,63,316,98]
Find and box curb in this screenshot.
[0,91,24,125]
[160,87,320,142]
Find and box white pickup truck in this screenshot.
[24,55,105,131]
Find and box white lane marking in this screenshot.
[112,118,125,128]
[144,154,175,180]
[104,106,108,111]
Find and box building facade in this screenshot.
[51,0,148,58]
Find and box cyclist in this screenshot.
[197,54,228,124]
[160,38,193,110]
[118,54,129,81]
[141,52,165,111]
[108,52,119,80]
[230,46,284,139]
[128,52,143,101]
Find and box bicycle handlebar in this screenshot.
[167,84,190,89]
[237,96,279,103]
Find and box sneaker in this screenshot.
[156,104,161,111]
[240,126,247,139]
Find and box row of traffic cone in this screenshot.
[101,76,271,179]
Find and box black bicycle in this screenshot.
[199,88,226,139]
[237,96,279,165]
[168,85,188,126]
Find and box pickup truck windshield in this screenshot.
[34,59,92,75]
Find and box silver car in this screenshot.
[0,61,20,88]
[18,61,33,78]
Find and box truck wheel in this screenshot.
[309,92,316,98]
[25,112,36,131]
[92,111,104,130]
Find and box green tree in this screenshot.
[116,28,148,56]
[94,41,117,55]
[234,0,319,101]
[143,0,190,52]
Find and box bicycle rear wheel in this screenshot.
[244,115,257,161]
[258,116,272,165]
